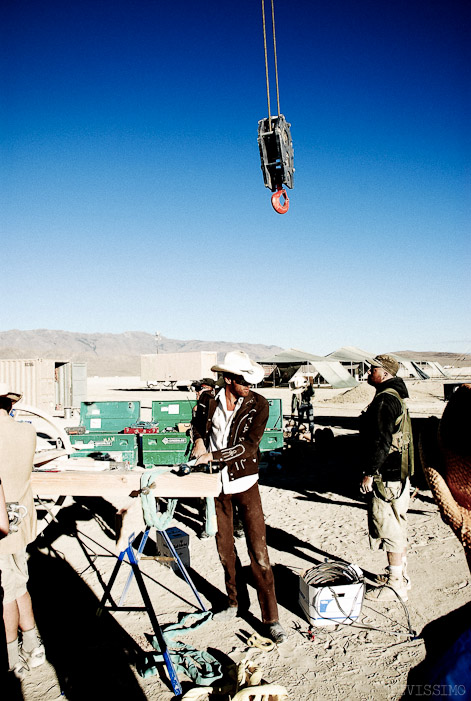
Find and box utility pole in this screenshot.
[155,331,161,354]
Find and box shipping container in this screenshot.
[140,351,217,390]
[0,358,87,416]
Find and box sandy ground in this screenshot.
[11,377,470,700]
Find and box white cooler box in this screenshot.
[299,563,364,627]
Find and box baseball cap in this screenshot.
[369,355,399,377]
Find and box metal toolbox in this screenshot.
[260,430,284,453]
[69,432,138,466]
[151,400,195,431]
[141,433,191,467]
[266,398,283,430]
[79,401,140,432]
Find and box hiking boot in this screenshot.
[266,621,288,644]
[9,660,29,680]
[21,642,46,669]
[374,568,411,591]
[365,575,408,602]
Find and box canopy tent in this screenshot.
[326,346,375,382]
[260,348,358,389]
[261,348,327,364]
[327,347,431,380]
[326,346,375,363]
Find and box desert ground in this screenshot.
[10,377,470,700]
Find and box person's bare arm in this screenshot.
[0,479,9,538]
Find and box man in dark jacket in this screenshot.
[191,351,287,643]
[359,355,414,601]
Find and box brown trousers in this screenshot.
[214,482,279,624]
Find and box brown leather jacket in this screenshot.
[191,389,269,483]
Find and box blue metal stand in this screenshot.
[118,527,207,612]
[97,532,182,696]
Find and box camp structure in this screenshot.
[326,347,449,381]
[260,348,358,389]
[325,346,375,381]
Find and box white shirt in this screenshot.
[209,388,259,495]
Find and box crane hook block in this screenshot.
[257,114,294,197]
[271,187,289,214]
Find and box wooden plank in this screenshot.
[31,469,221,498]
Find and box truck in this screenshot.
[140,351,218,390]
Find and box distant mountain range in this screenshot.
[0,330,469,376]
[0,329,284,376]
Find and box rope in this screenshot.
[140,469,178,531]
[261,0,282,125]
[270,0,281,117]
[138,611,223,684]
[261,0,271,124]
[302,562,416,638]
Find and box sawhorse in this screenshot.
[97,528,206,696]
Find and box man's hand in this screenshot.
[191,438,207,460]
[360,475,374,494]
[194,452,213,466]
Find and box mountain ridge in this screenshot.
[0,330,469,376]
[0,329,284,376]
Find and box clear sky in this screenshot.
[2,0,470,356]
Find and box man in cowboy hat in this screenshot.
[0,384,45,678]
[191,351,287,643]
[359,355,414,601]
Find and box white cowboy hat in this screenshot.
[0,382,22,404]
[289,375,308,394]
[211,351,265,385]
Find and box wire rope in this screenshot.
[261,0,272,124]
[270,0,281,117]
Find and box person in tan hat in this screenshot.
[191,351,287,644]
[0,383,45,678]
[289,375,315,441]
[359,355,414,601]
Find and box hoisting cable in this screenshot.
[258,0,294,214]
[270,0,281,118]
[261,0,272,127]
[261,0,281,124]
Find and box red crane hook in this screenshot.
[271,187,289,214]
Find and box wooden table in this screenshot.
[32,467,222,552]
[31,468,221,498]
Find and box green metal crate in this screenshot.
[79,401,140,432]
[70,432,138,466]
[260,430,284,453]
[266,398,283,430]
[141,433,191,467]
[151,400,195,431]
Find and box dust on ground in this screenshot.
[12,377,469,700]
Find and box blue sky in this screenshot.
[2,0,470,355]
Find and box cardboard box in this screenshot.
[299,566,364,627]
[177,423,191,433]
[155,527,190,571]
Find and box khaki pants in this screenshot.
[215,482,279,624]
[368,478,410,552]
